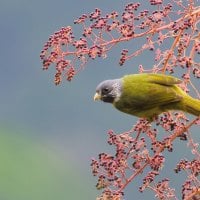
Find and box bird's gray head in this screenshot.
[94,78,122,103]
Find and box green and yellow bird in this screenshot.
[94,73,200,121]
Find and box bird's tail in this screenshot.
[183,96,200,117]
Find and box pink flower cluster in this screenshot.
[91,117,199,199]
[175,159,200,199]
[40,1,200,85]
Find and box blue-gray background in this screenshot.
[0,1,199,199]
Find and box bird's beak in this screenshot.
[94,92,101,101]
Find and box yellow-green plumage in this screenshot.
[114,74,200,121]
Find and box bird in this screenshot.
[93,73,200,121]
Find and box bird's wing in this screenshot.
[121,74,183,110]
[141,73,183,108]
[144,73,182,86]
[124,73,182,86]
[127,84,182,110]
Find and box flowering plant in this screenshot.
[40,1,200,199]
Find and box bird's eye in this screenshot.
[102,87,110,93]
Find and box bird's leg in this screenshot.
[146,115,158,123]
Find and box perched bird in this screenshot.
[94,73,200,121]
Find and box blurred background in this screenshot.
[0,0,199,199]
